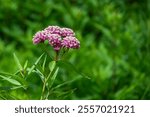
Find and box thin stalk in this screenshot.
[40,66,53,100]
[44,71,53,99]
[40,80,47,100]
[55,51,59,61]
[60,48,69,60]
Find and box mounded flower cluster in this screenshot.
[33,26,80,51]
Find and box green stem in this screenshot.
[44,72,52,99]
[40,80,46,100]
[40,66,52,100]
[55,51,59,61]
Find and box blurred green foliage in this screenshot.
[0,0,149,99]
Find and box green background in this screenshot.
[0,0,149,99]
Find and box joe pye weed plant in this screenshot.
[0,26,80,100]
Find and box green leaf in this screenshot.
[10,85,26,90]
[0,72,28,88]
[28,53,44,75]
[46,61,56,81]
[34,69,45,83]
[49,88,76,99]
[49,61,56,72]
[42,54,47,71]
[23,60,28,70]
[51,78,80,91]
[0,74,21,86]
[13,53,23,70]
[49,67,59,88]
[57,60,91,79]
[0,85,25,91]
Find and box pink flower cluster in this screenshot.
[33,26,80,51]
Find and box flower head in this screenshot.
[33,31,48,44]
[62,36,80,49]
[47,34,62,51]
[61,28,75,37]
[32,25,80,52]
[44,26,61,35]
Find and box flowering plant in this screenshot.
[32,26,80,99]
[0,26,80,100]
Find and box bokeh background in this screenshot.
[0,0,149,99]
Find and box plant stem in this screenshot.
[40,80,46,100]
[40,68,52,100]
[55,51,59,61]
